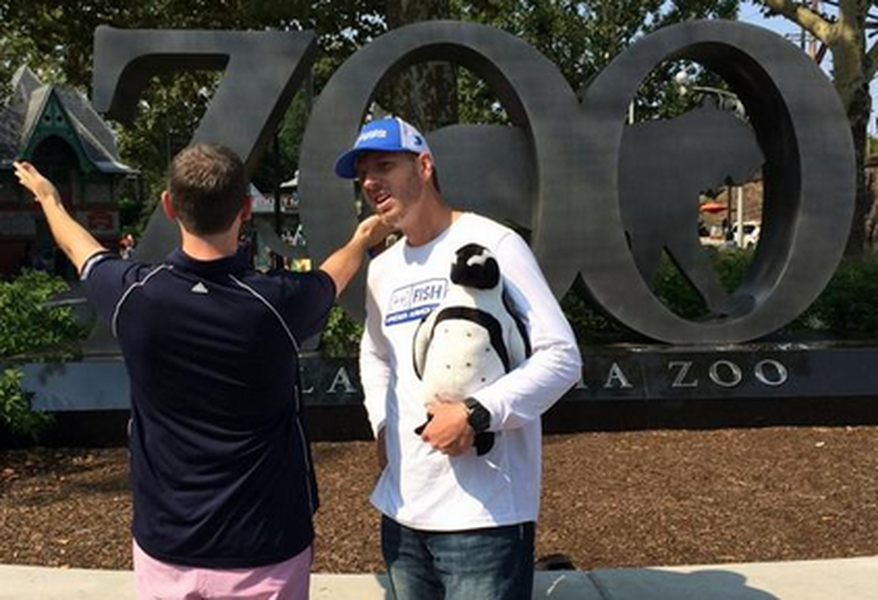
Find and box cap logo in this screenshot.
[356,129,388,145]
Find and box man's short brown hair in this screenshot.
[168,143,247,235]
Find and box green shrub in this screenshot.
[0,270,85,441]
[0,368,52,440]
[560,277,628,344]
[797,256,878,337]
[652,248,752,319]
[320,305,364,358]
[0,270,85,360]
[651,257,707,320]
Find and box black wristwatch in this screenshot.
[464,397,491,433]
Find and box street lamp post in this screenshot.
[674,68,745,116]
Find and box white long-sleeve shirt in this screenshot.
[360,213,582,530]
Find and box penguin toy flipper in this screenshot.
[412,311,435,380]
[508,321,529,368]
[503,290,531,365]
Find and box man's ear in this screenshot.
[240,195,253,222]
[418,152,434,182]
[161,191,176,221]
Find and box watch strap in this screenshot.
[464,397,491,433]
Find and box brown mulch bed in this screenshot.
[1,426,877,572]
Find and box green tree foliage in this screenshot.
[0,1,386,92]
[451,0,739,123]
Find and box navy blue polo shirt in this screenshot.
[82,247,335,568]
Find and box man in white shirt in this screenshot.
[335,117,582,600]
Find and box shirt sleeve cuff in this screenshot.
[79,251,116,281]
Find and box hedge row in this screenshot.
[5,251,878,438]
[0,271,85,441]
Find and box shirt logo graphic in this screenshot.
[191,282,209,294]
[385,278,447,326]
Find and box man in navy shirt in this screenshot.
[14,143,389,599]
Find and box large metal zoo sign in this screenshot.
[83,19,850,346]
[17,19,869,420]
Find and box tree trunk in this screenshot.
[383,0,458,131]
[758,1,871,255]
[830,2,870,256]
[846,79,871,255]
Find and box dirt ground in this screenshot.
[1,426,877,572]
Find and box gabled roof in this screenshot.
[0,66,134,174]
[12,65,42,99]
[18,86,51,150]
[0,66,32,165]
[0,104,22,164]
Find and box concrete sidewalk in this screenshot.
[0,556,876,599]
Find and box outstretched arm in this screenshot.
[14,162,107,274]
[319,216,392,298]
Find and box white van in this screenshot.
[731,221,760,248]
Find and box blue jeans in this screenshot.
[381,516,535,600]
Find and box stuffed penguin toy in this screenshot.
[413,243,530,455]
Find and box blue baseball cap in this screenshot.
[334,117,432,179]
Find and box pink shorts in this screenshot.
[133,540,312,600]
